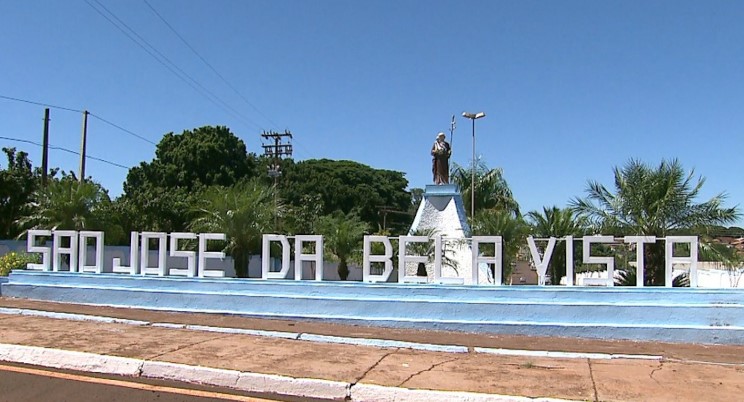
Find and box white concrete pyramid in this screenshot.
[408,184,491,284]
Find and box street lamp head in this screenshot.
[462,111,486,120]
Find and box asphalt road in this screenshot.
[0,363,325,402]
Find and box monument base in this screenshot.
[3,271,744,345]
[408,184,491,284]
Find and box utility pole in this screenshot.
[41,108,50,186]
[79,110,89,182]
[260,130,293,227]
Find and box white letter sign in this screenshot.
[583,235,615,286]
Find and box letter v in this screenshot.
[527,236,556,285]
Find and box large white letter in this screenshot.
[198,233,226,277]
[472,236,503,285]
[565,236,574,286]
[363,235,393,282]
[261,234,291,279]
[52,230,78,272]
[169,232,197,277]
[665,236,698,287]
[26,229,51,271]
[398,236,428,284]
[78,231,104,274]
[140,232,167,276]
[624,236,656,287]
[527,236,556,286]
[583,235,615,286]
[26,229,52,271]
[294,235,324,281]
[113,232,139,275]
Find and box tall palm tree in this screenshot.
[571,159,740,286]
[190,179,280,278]
[526,206,588,285]
[471,209,529,283]
[450,159,519,218]
[316,211,368,280]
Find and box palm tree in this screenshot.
[571,159,740,286]
[316,211,368,280]
[450,159,519,218]
[526,207,588,285]
[471,209,529,283]
[190,179,280,278]
[18,177,111,232]
[407,227,460,278]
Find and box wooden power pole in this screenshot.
[79,110,89,182]
[41,108,50,186]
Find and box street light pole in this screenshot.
[461,112,485,219]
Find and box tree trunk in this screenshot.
[645,242,666,286]
[234,251,250,278]
[338,260,349,281]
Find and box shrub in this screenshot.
[0,252,40,276]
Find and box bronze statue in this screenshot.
[431,132,451,185]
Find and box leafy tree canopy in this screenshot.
[451,159,520,218]
[121,126,259,232]
[281,159,410,233]
[0,148,37,238]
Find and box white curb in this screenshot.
[350,383,577,402]
[236,372,350,400]
[0,344,143,376]
[299,333,469,353]
[186,324,300,340]
[141,360,240,388]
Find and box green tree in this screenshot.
[316,211,368,280]
[471,209,529,284]
[0,148,39,239]
[281,159,410,233]
[526,206,588,285]
[16,174,123,244]
[122,126,258,232]
[571,159,740,286]
[281,194,323,235]
[190,179,280,278]
[450,160,520,218]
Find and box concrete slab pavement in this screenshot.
[0,298,743,401]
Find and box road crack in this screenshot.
[649,361,664,384]
[587,358,599,402]
[398,356,460,387]
[351,348,399,386]
[145,334,232,361]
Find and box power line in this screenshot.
[88,113,157,145]
[85,0,263,131]
[0,136,129,170]
[0,95,83,113]
[0,94,157,146]
[143,0,281,130]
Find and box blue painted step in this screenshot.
[3,271,744,345]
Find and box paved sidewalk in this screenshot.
[1,298,743,401]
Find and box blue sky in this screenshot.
[1,0,742,225]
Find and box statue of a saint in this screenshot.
[431,132,451,185]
